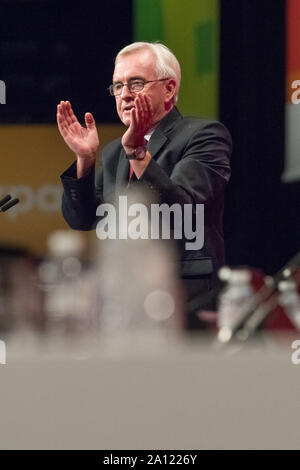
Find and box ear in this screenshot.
[164,78,177,105]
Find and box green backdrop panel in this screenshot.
[134,0,219,118]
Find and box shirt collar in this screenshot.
[144,127,156,142]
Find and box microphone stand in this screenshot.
[218,251,300,343]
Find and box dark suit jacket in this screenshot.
[61,106,231,285]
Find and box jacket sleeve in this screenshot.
[60,161,104,230]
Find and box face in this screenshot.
[113,49,175,128]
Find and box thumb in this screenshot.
[84,112,96,129]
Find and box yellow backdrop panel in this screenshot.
[0,124,124,255]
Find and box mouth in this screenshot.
[122,105,135,113]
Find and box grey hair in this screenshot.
[115,42,181,104]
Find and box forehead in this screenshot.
[113,49,157,81]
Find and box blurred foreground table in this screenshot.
[1,330,300,450]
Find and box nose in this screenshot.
[120,83,134,99]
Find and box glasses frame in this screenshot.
[108,78,170,96]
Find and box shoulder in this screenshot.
[164,107,231,141]
[179,114,231,138]
[169,114,232,153]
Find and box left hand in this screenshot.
[121,94,153,153]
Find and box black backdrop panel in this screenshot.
[220,0,300,274]
[0,0,133,123]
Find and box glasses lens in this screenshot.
[112,83,123,96]
[109,80,146,96]
[128,80,145,93]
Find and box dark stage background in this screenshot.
[221,0,299,274]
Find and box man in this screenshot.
[58,42,232,328]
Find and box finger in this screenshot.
[60,101,74,127]
[140,94,150,121]
[66,101,78,124]
[144,94,153,118]
[59,125,68,139]
[56,111,64,127]
[57,115,68,138]
[130,107,137,129]
[56,106,63,127]
[57,103,74,140]
[141,94,150,123]
[56,106,65,127]
[60,101,71,127]
[63,101,76,127]
[57,103,65,122]
[135,95,144,123]
[84,112,96,130]
[57,104,74,137]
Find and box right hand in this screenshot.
[57,101,99,175]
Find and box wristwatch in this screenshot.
[125,146,147,160]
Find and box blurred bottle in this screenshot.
[95,188,184,338]
[98,239,182,335]
[217,267,256,331]
[38,230,99,334]
[278,280,300,330]
[0,249,44,334]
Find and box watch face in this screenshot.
[135,146,146,160]
[125,146,146,160]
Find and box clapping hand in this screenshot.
[57,101,99,177]
[121,94,153,153]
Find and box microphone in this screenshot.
[0,194,11,207]
[0,196,19,212]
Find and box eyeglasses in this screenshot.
[108,78,170,96]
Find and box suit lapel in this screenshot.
[147,106,182,159]
[147,129,168,159]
